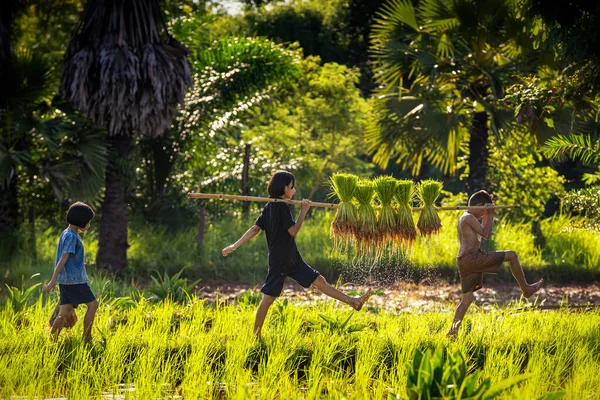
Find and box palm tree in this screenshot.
[60,0,193,272]
[0,48,107,255]
[368,0,534,192]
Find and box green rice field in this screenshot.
[1,294,598,399]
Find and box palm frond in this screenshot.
[542,134,600,165]
[374,0,421,33]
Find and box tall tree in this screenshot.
[367,0,534,192]
[61,0,192,272]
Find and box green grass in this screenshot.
[2,210,600,289]
[0,296,599,398]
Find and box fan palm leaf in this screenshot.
[60,0,192,137]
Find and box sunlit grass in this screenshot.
[0,297,599,399]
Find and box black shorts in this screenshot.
[261,261,320,297]
[59,283,96,308]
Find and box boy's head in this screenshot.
[468,190,493,217]
[66,202,95,230]
[268,170,295,199]
[468,190,494,207]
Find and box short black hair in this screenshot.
[267,171,295,198]
[468,190,493,206]
[66,202,95,228]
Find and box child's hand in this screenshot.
[300,198,311,213]
[45,281,56,292]
[484,203,495,215]
[222,245,235,257]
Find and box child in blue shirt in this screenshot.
[45,202,98,342]
[222,171,372,337]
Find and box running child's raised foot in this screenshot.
[352,288,373,311]
[523,279,544,298]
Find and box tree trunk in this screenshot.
[97,134,132,273]
[196,207,207,249]
[241,143,251,218]
[467,111,489,194]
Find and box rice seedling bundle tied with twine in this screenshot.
[416,179,443,236]
[354,180,377,257]
[329,173,359,250]
[373,176,398,251]
[395,179,417,244]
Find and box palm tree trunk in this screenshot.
[467,111,489,193]
[97,135,131,273]
[241,143,251,218]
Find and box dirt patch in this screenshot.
[197,279,600,313]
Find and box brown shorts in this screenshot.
[457,248,506,293]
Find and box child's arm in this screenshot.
[45,253,70,292]
[287,199,311,237]
[222,225,262,257]
[466,206,495,239]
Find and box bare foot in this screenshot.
[352,289,372,311]
[523,279,544,298]
[446,329,458,339]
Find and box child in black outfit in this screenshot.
[223,171,372,337]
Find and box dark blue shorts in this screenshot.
[261,261,320,297]
[59,283,96,308]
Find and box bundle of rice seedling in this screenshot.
[416,179,443,236]
[354,179,377,257]
[373,176,398,250]
[395,179,417,244]
[329,173,359,248]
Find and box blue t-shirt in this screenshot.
[55,228,89,285]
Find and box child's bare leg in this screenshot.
[447,291,474,337]
[83,300,99,342]
[311,275,372,311]
[504,251,543,297]
[254,294,276,338]
[51,304,74,338]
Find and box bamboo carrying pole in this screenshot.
[187,193,519,211]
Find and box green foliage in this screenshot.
[487,130,565,220]
[244,55,372,201]
[147,269,200,304]
[368,0,531,174]
[2,274,41,313]
[559,188,600,231]
[237,289,263,307]
[542,134,600,165]
[0,47,108,227]
[154,34,301,218]
[404,346,530,400]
